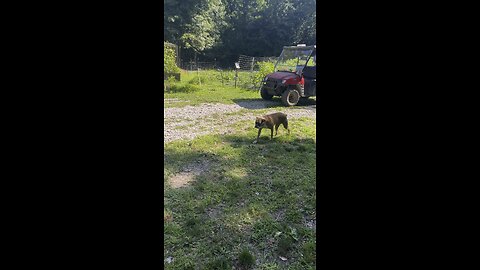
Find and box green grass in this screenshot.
[164,118,316,269]
[239,248,256,268]
[164,70,261,107]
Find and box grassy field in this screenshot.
[164,118,316,269]
[164,70,261,107]
[164,69,316,269]
[164,70,316,109]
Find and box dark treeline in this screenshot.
[164,0,316,68]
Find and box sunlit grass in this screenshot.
[164,118,316,269]
[164,70,260,107]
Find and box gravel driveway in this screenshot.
[164,100,316,143]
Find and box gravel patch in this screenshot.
[164,100,316,143]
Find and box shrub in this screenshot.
[253,61,275,85]
[164,42,180,74]
[187,76,206,85]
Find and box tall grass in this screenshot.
[166,61,275,93]
[163,69,260,106]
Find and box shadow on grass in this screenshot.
[164,133,316,268]
[297,98,317,107]
[232,98,284,109]
[233,97,316,110]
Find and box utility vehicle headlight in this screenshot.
[282,79,287,84]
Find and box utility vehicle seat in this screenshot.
[302,66,316,79]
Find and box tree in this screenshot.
[163,0,316,67]
[164,42,179,74]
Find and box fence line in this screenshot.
[176,55,277,90]
[180,56,277,71]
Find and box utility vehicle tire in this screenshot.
[260,87,273,100]
[281,88,300,106]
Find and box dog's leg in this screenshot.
[253,128,262,144]
[283,120,290,135]
[270,128,274,139]
[275,124,280,136]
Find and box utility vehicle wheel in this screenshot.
[260,87,273,100]
[281,89,300,106]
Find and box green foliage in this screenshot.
[178,0,226,52]
[169,83,200,93]
[164,42,179,74]
[164,0,317,66]
[275,58,302,72]
[206,257,231,270]
[187,76,206,85]
[239,248,256,268]
[302,241,316,264]
[277,235,294,256]
[258,263,279,270]
[253,61,275,85]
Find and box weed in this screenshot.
[258,263,279,270]
[164,209,173,222]
[206,257,231,270]
[239,248,255,269]
[184,216,202,236]
[170,83,200,93]
[302,241,316,264]
[277,236,294,256]
[187,76,206,85]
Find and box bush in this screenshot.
[164,42,180,74]
[187,76,206,85]
[253,61,275,86]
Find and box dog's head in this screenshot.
[255,117,267,129]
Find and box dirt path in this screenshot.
[164,100,316,143]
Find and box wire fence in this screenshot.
[238,55,278,71]
[178,55,277,90]
[180,61,217,71]
[180,56,277,71]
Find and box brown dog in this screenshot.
[253,112,290,143]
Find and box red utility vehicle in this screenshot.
[260,45,316,106]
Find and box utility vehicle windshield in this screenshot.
[274,46,315,74]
